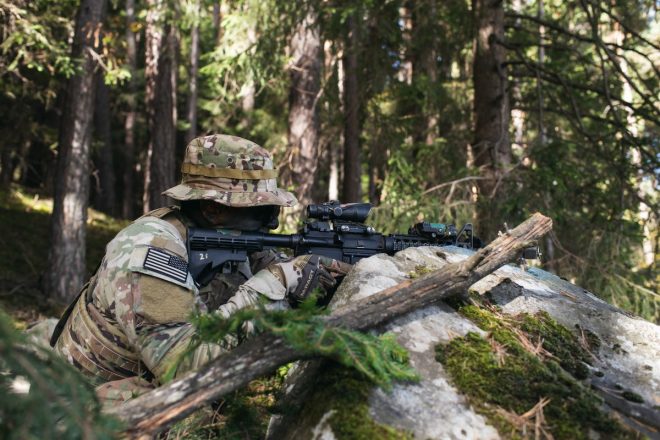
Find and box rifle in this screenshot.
[187,201,483,287]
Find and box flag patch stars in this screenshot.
[143,247,189,284]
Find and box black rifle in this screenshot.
[187,201,482,287]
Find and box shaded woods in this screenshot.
[0,0,657,320]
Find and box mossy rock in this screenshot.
[269,242,659,439]
[271,363,412,439]
[436,306,635,439]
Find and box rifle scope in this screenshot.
[306,201,372,223]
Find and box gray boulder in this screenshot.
[266,246,660,439]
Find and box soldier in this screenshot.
[51,134,348,406]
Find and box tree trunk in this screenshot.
[328,140,340,201]
[213,1,225,47]
[46,0,107,303]
[0,143,13,187]
[144,0,177,212]
[185,0,200,143]
[413,0,438,148]
[122,0,138,219]
[109,213,552,437]
[341,14,361,203]
[472,0,511,242]
[367,141,385,205]
[283,9,321,210]
[536,0,557,273]
[239,24,257,129]
[328,48,345,202]
[94,73,116,216]
[16,138,32,185]
[610,23,655,268]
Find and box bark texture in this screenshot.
[94,74,116,216]
[185,0,200,143]
[283,10,321,209]
[0,143,13,187]
[109,213,552,437]
[413,0,438,148]
[143,0,177,212]
[46,0,106,303]
[122,0,138,219]
[341,13,361,203]
[472,0,511,241]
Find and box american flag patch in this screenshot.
[143,248,189,284]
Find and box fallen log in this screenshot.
[109,213,552,437]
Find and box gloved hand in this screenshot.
[247,254,351,305]
[216,255,351,318]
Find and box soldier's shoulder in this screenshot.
[108,210,187,259]
[122,209,183,242]
[99,211,195,291]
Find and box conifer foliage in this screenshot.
[177,297,419,390]
[0,310,120,439]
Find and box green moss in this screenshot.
[167,373,285,439]
[519,312,593,379]
[436,306,634,439]
[216,391,271,439]
[300,363,412,439]
[407,264,433,279]
[460,305,505,330]
[459,306,597,379]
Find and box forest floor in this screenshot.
[0,185,128,328]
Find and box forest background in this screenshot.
[0,0,658,323]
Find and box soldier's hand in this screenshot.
[237,255,349,306]
[271,255,352,305]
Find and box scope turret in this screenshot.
[306,201,372,223]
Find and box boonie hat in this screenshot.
[163,134,297,207]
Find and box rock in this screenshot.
[469,260,660,407]
[266,246,660,439]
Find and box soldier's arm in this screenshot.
[116,269,236,382]
[102,217,234,383]
[248,249,289,274]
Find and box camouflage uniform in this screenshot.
[53,135,300,406]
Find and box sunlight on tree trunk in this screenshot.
[47,0,107,303]
[612,23,655,268]
[122,0,138,219]
[186,0,200,143]
[283,9,321,218]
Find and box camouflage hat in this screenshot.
[163,134,297,208]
